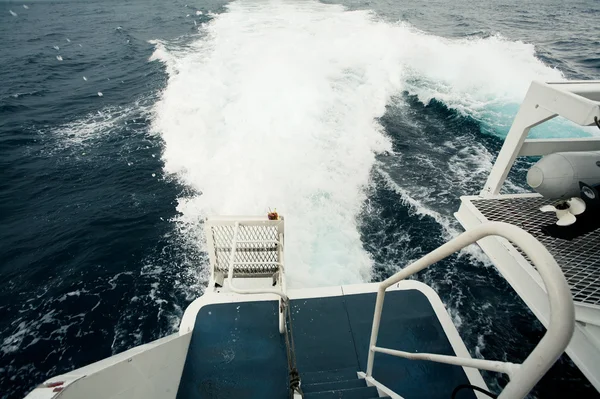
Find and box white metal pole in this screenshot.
[279,232,286,334]
[227,222,240,286]
[481,82,556,196]
[372,347,519,376]
[366,285,386,377]
[205,219,217,284]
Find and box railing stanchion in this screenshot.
[364,222,574,399]
[366,285,385,377]
[224,221,288,329]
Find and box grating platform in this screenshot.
[468,195,600,306]
[207,221,282,277]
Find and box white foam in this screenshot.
[1,310,58,354]
[397,32,599,139]
[375,155,494,267]
[49,102,151,149]
[398,31,564,123]
[376,167,459,237]
[148,39,178,76]
[374,166,489,267]
[149,0,567,287]
[150,1,413,287]
[107,272,134,290]
[57,289,88,302]
[9,9,17,17]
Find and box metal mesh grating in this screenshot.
[471,196,600,306]
[210,224,281,277]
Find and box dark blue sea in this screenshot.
[1,0,599,397]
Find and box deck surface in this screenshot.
[177,289,476,399]
[470,195,600,306]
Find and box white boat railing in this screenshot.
[365,222,575,399]
[205,217,288,333]
[226,222,287,298]
[226,221,288,334]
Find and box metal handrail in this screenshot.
[227,222,288,333]
[366,222,575,399]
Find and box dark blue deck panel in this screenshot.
[176,300,288,399]
[290,296,359,372]
[177,289,477,399]
[345,290,476,399]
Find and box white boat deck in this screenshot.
[455,80,600,392]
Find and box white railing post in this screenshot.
[481,82,557,196]
[365,222,575,399]
[482,80,600,196]
[366,285,385,377]
[278,232,286,334]
[224,221,289,335]
[227,222,240,282]
[225,223,288,299]
[482,110,555,196]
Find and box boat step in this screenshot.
[302,366,358,385]
[303,386,379,399]
[302,378,366,393]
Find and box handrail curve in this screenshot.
[366,222,575,399]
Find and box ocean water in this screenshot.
[0,0,599,397]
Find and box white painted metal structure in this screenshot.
[25,274,490,398]
[187,217,575,399]
[204,217,288,332]
[25,216,293,399]
[455,80,600,391]
[482,81,600,196]
[25,332,192,399]
[26,215,577,398]
[365,222,575,399]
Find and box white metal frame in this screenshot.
[205,217,288,333]
[455,196,600,390]
[225,222,287,301]
[227,222,288,333]
[482,80,600,196]
[25,333,192,399]
[455,80,600,390]
[204,216,285,277]
[346,281,489,398]
[365,222,575,399]
[357,372,404,399]
[348,280,488,399]
[458,193,600,318]
[29,278,491,399]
